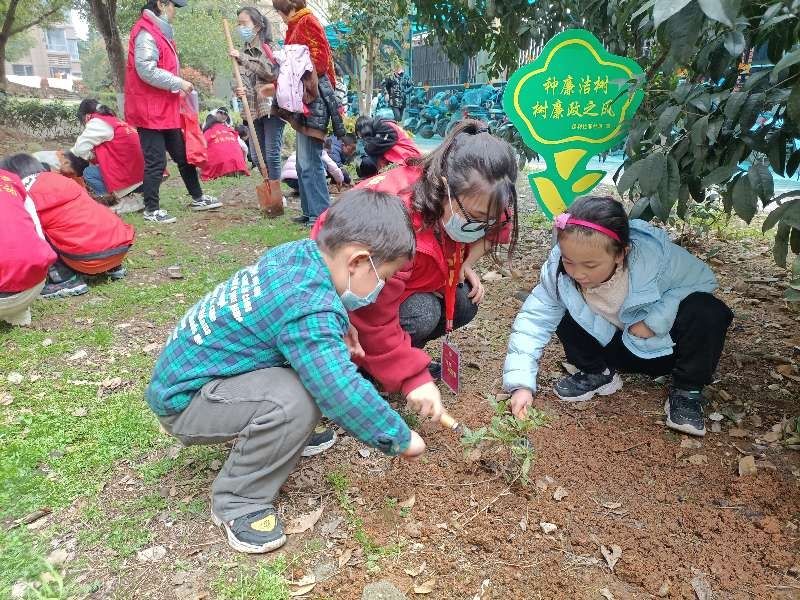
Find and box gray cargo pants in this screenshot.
[159,367,320,521]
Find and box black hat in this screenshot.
[171,0,188,7]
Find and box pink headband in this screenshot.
[554,212,621,243]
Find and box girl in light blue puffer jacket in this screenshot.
[503,196,733,437]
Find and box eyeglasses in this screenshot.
[447,185,509,233]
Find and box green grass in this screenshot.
[212,557,291,600]
[0,174,310,596]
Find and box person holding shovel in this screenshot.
[229,6,284,208]
[311,120,519,419]
[125,0,221,224]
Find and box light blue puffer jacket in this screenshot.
[503,219,717,393]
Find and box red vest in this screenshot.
[0,170,56,292]
[383,122,422,166]
[200,123,250,181]
[26,172,135,262]
[89,113,145,193]
[124,13,181,129]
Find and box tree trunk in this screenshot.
[0,38,8,92]
[0,0,19,93]
[364,38,377,115]
[88,0,127,92]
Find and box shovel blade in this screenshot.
[257,181,283,218]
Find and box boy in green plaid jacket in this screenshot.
[146,190,428,554]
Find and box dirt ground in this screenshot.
[2,134,800,599]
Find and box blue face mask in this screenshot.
[441,184,491,244]
[340,256,385,311]
[237,26,256,42]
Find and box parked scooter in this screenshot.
[402,88,427,133]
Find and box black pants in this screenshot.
[556,292,733,391]
[399,283,478,349]
[138,127,203,212]
[357,155,379,179]
[391,106,404,121]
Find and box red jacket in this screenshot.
[0,170,56,292]
[25,172,135,263]
[200,123,250,181]
[89,113,145,193]
[124,13,181,130]
[382,121,421,166]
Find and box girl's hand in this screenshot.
[180,80,194,94]
[344,324,364,359]
[234,86,246,98]
[629,321,655,339]
[400,430,426,459]
[510,388,534,420]
[460,265,485,304]
[228,49,241,60]
[406,381,444,422]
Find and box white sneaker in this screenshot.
[191,194,222,211]
[143,209,177,224]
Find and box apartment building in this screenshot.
[4,23,83,81]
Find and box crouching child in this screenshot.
[145,189,426,554]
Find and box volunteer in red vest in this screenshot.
[200,110,250,181]
[230,6,283,205]
[0,154,136,299]
[124,0,221,224]
[355,116,421,179]
[71,99,144,201]
[0,169,56,325]
[311,120,518,419]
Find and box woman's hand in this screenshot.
[400,430,426,459]
[629,321,655,339]
[228,49,241,60]
[510,388,534,420]
[344,324,364,359]
[180,80,194,94]
[459,264,485,304]
[234,86,246,99]
[406,381,444,422]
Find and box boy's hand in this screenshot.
[629,321,655,339]
[406,381,443,422]
[400,430,426,459]
[510,388,533,420]
[344,325,364,359]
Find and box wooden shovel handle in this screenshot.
[440,413,459,431]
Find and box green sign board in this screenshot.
[503,29,645,219]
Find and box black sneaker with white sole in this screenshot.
[191,194,222,211]
[301,424,337,457]
[554,368,622,402]
[40,275,89,299]
[212,507,286,554]
[665,388,706,437]
[143,209,177,224]
[104,265,127,280]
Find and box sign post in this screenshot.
[503,29,645,219]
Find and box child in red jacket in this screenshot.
[0,170,56,324]
[0,154,136,299]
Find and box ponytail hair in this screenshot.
[272,0,306,16]
[237,6,273,44]
[142,0,161,15]
[77,98,115,123]
[408,118,519,261]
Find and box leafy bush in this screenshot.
[0,97,81,139]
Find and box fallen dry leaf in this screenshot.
[728,427,749,438]
[66,349,87,362]
[691,573,712,600]
[738,455,757,477]
[285,504,324,535]
[289,574,316,597]
[602,501,623,510]
[398,494,416,509]
[687,454,708,465]
[414,578,436,594]
[762,430,781,443]
[776,364,800,381]
[136,545,167,562]
[553,486,568,501]
[404,561,426,577]
[599,588,615,600]
[7,372,23,385]
[540,522,557,534]
[601,544,622,572]
[1,393,13,406]
[680,437,702,449]
[338,548,352,569]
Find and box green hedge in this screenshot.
[0,97,81,139]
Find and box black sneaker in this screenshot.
[40,276,89,299]
[212,507,286,553]
[665,388,706,437]
[143,209,177,224]
[291,215,309,224]
[428,361,442,380]
[554,369,622,402]
[105,265,127,280]
[301,424,337,457]
[190,194,222,211]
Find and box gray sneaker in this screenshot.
[212,507,286,554]
[554,368,622,402]
[191,194,222,211]
[143,209,176,224]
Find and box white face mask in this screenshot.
[340,256,384,311]
[441,183,493,244]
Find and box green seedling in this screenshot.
[459,399,549,486]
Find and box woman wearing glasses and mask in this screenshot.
[311,120,519,421]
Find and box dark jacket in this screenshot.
[280,74,345,141]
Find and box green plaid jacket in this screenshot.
[145,239,411,455]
